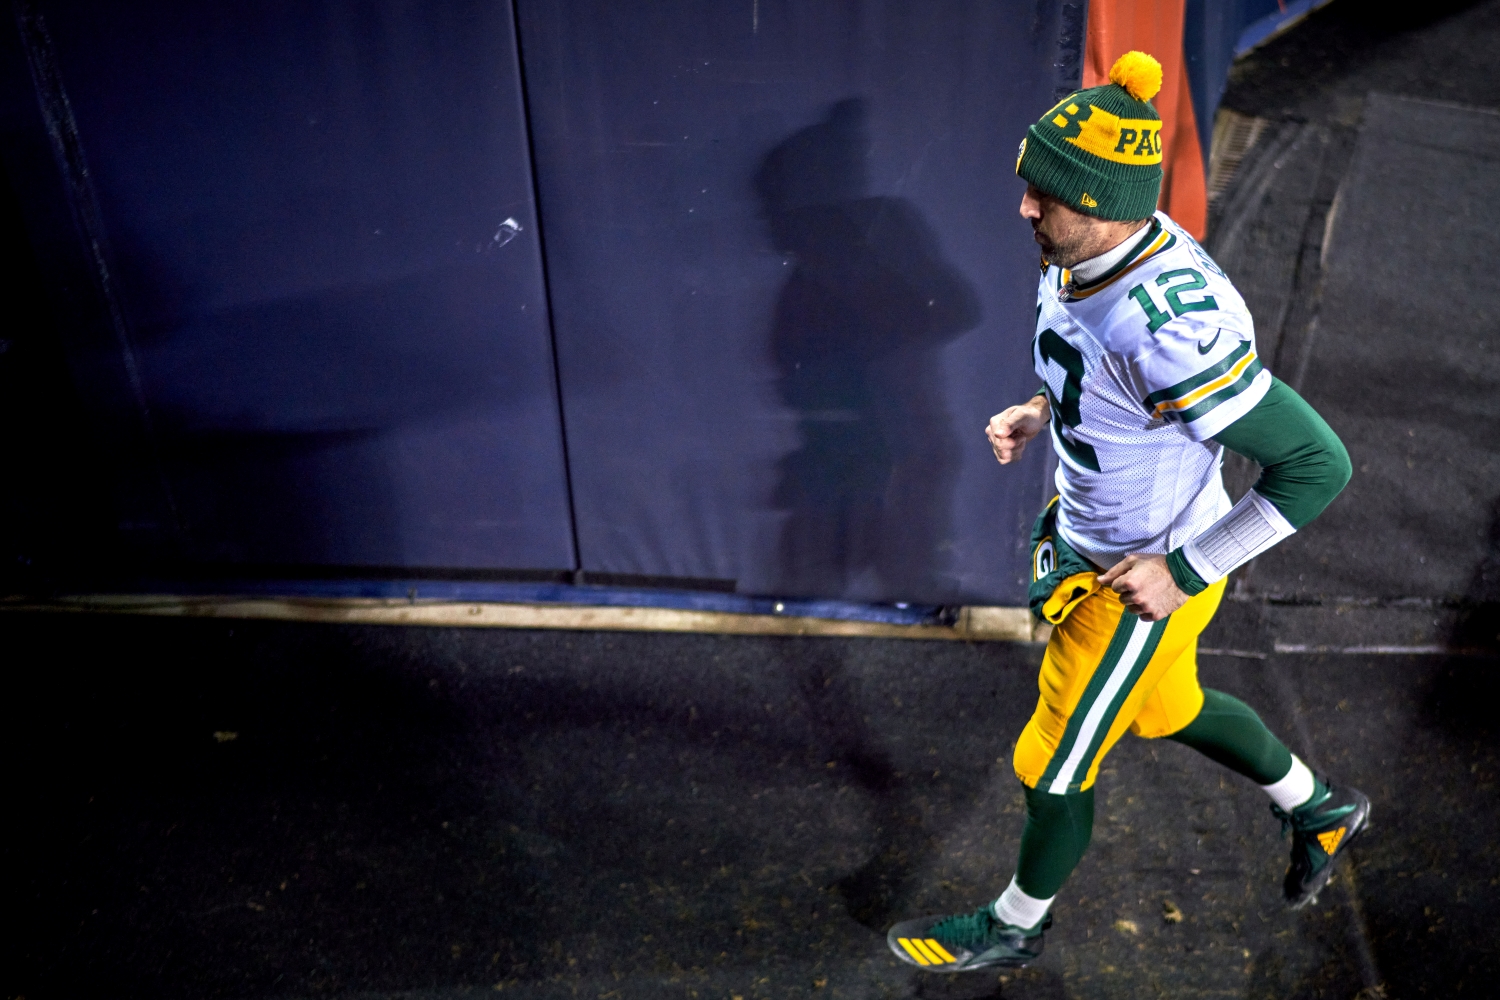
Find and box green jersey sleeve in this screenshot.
[1166,378,1352,594]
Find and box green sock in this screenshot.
[1014,783,1095,899]
[1165,688,1294,785]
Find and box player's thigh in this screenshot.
[1075,578,1227,786]
[1129,644,1205,738]
[1128,577,1228,739]
[1013,584,1128,789]
[1019,577,1227,791]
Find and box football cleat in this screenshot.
[886,907,1050,972]
[1271,777,1370,909]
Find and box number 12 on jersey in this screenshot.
[1036,329,1101,472]
[1128,268,1218,333]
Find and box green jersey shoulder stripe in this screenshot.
[1143,339,1252,408]
[1175,357,1265,424]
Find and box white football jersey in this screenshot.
[1032,211,1271,568]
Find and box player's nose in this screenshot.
[1019,186,1043,220]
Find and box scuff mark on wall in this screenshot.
[491,217,522,250]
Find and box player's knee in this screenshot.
[1012,729,1051,788]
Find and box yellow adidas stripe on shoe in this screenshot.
[887,908,1049,973]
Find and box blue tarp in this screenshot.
[3,0,576,573]
[519,0,1072,605]
[4,1,1085,607]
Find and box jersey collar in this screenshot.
[1057,217,1175,301]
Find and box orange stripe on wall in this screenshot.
[1083,0,1208,239]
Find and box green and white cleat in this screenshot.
[1272,777,1370,909]
[887,907,1050,972]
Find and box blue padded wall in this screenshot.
[518,0,1071,604]
[5,1,1083,603]
[2,0,575,573]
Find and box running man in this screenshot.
[887,51,1369,973]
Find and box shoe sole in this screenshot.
[1288,800,1371,910]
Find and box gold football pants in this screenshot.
[1013,574,1227,793]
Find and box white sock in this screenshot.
[992,875,1054,929]
[1260,754,1317,811]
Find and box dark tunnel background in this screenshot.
[6,1,1500,999]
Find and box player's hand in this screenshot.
[1098,554,1189,622]
[986,395,1050,465]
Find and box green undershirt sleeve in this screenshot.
[1166,378,1352,595]
[1165,548,1207,595]
[1215,378,1353,527]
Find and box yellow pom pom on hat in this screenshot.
[1108,50,1163,102]
[1016,51,1165,221]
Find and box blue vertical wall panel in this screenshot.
[4,0,575,573]
[518,0,1068,604]
[1185,0,1248,163]
[1184,0,1328,167]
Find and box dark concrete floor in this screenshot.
[6,615,1498,1000]
[1210,0,1500,607]
[10,3,1500,999]
[1220,0,1500,126]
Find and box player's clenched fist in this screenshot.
[986,394,1050,465]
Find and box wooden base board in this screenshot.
[2,595,1045,643]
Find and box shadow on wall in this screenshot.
[756,98,982,604]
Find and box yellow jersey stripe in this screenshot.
[1151,350,1258,416]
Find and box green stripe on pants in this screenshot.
[1041,615,1168,793]
[1037,611,1138,791]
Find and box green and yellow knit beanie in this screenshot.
[1016,51,1164,221]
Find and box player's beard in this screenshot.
[1031,220,1090,268]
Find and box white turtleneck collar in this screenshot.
[1065,218,1154,286]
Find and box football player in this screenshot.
[887,51,1369,973]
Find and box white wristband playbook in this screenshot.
[1181,488,1296,584]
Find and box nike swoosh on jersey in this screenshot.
[1196,331,1221,355]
